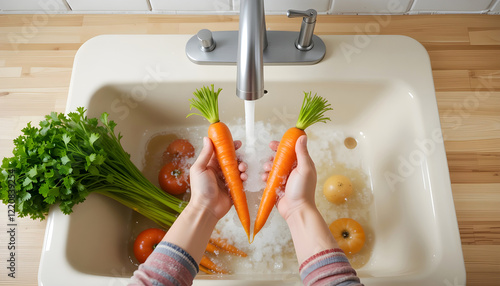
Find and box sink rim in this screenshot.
[38,34,465,286]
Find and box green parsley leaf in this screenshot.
[0,107,186,227]
[62,134,71,146]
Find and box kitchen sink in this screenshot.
[38,34,465,285]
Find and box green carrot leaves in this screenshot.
[296,92,333,130]
[186,84,222,124]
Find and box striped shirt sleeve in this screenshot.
[299,248,363,286]
[129,241,199,286]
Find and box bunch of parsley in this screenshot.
[0,107,186,227]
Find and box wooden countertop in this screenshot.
[0,14,499,286]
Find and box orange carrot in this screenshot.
[205,242,220,255]
[210,238,248,257]
[199,265,212,274]
[187,85,251,241]
[253,127,305,236]
[200,255,228,274]
[253,92,332,239]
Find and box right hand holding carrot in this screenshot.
[253,93,331,239]
[262,135,318,221]
[263,135,339,264]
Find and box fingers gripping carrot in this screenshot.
[253,92,332,239]
[208,122,251,238]
[253,127,305,236]
[187,85,251,241]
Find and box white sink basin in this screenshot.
[38,34,465,286]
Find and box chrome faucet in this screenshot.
[185,2,326,101]
[236,0,267,101]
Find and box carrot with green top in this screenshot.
[253,92,332,239]
[187,85,251,241]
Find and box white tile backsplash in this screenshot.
[491,0,500,13]
[151,0,230,12]
[233,0,331,13]
[331,0,412,14]
[410,0,494,13]
[1,0,499,14]
[0,0,69,11]
[66,0,151,11]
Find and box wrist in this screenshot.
[285,202,318,225]
[162,202,219,264]
[183,202,219,226]
[285,203,338,264]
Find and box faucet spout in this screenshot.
[236,0,266,101]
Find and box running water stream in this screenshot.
[243,100,261,193]
[244,100,255,148]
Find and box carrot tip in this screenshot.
[250,231,257,244]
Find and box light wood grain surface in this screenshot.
[0,14,499,286]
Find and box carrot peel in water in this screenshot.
[253,92,332,239]
[210,237,248,257]
[201,255,228,274]
[205,242,220,255]
[199,265,212,274]
[187,85,251,242]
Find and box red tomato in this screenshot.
[163,139,195,162]
[158,162,189,195]
[133,228,166,264]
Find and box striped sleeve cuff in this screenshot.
[299,248,363,286]
[129,241,199,286]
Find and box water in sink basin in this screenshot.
[134,119,374,275]
[63,78,437,281]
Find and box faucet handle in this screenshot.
[197,29,216,52]
[287,9,318,51]
[287,9,317,23]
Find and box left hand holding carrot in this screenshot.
[161,136,247,265]
[187,85,252,240]
[189,137,248,220]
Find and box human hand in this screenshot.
[262,136,339,264]
[189,137,247,220]
[262,135,317,221]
